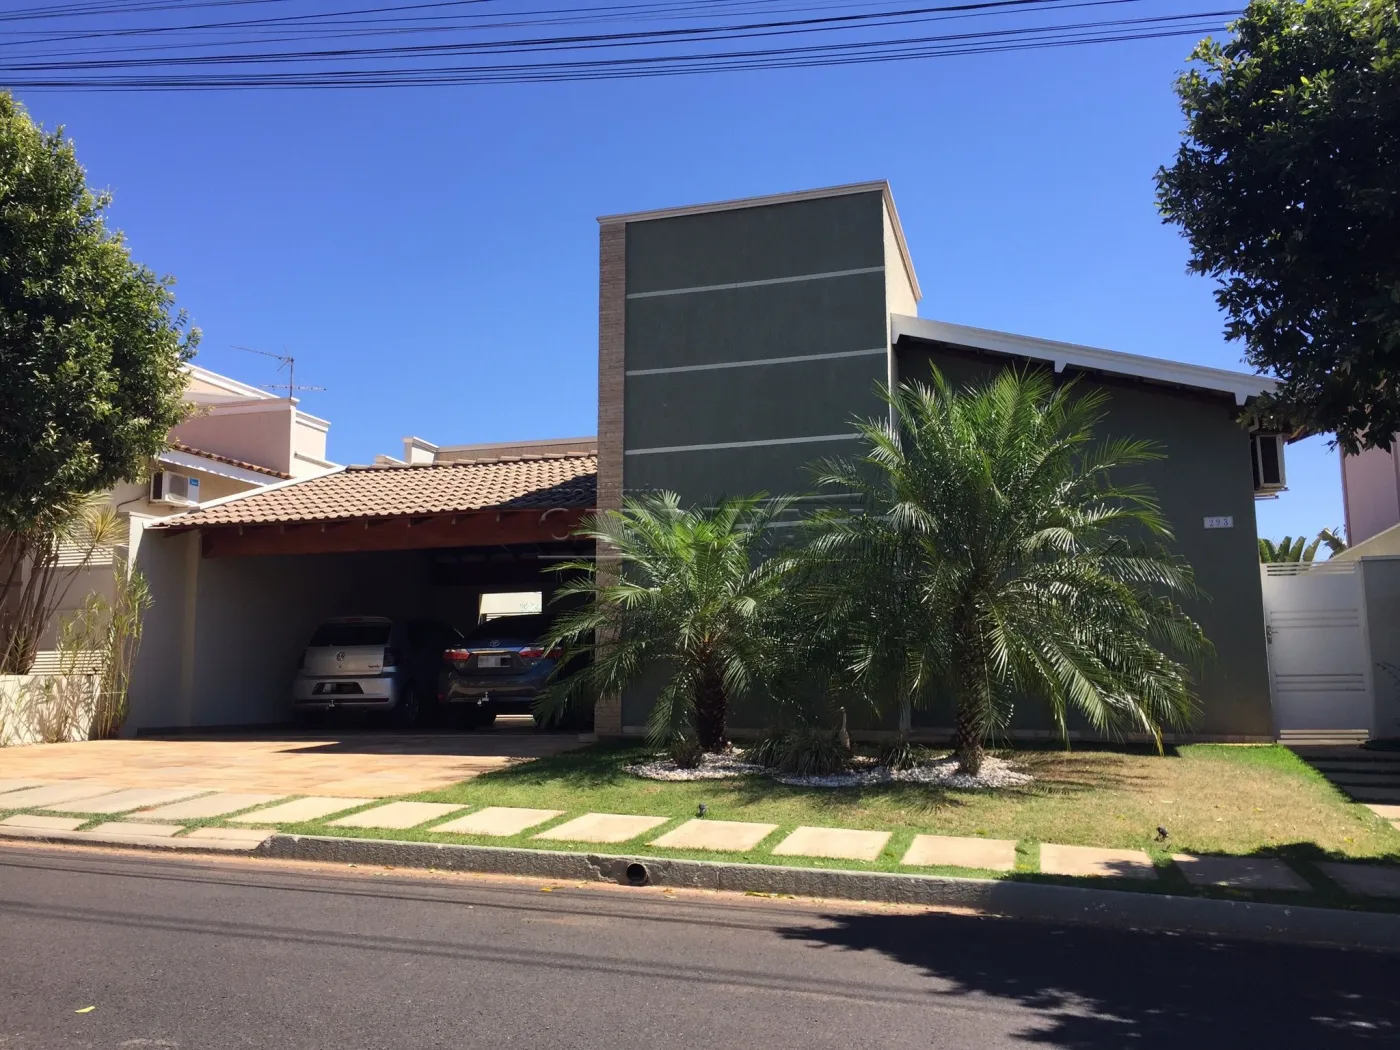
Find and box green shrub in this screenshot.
[744,727,787,769]
[668,733,704,769]
[878,736,929,771]
[775,727,850,777]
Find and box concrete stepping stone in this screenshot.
[1040,844,1157,880]
[902,834,1017,871]
[649,819,778,852]
[534,813,668,844]
[773,826,891,862]
[183,826,275,847]
[45,787,207,815]
[0,780,43,796]
[0,782,119,810]
[1172,854,1310,891]
[1316,861,1400,899]
[1366,803,1400,821]
[328,801,464,830]
[138,792,284,820]
[1,813,86,831]
[227,796,374,824]
[87,821,182,839]
[432,807,563,837]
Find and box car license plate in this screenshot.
[478,654,509,668]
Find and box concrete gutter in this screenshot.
[3,825,1394,951]
[259,833,1400,954]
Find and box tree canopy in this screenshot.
[0,92,196,535]
[1156,0,1400,453]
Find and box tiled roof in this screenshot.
[158,452,597,529]
[167,442,292,479]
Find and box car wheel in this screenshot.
[396,688,421,729]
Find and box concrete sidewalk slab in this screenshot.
[902,834,1017,871]
[432,807,562,837]
[184,826,275,846]
[1317,861,1400,899]
[45,787,207,815]
[1173,854,1311,892]
[534,813,668,844]
[0,814,85,831]
[773,826,890,862]
[328,801,464,830]
[0,782,118,809]
[88,821,182,839]
[0,780,43,796]
[138,792,284,820]
[650,819,778,852]
[1040,844,1157,880]
[1366,803,1400,820]
[227,796,373,824]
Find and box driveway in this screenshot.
[0,721,581,798]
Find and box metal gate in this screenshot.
[1260,561,1374,738]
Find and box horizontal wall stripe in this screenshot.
[626,347,887,377]
[626,265,884,300]
[625,433,862,456]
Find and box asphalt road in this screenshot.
[0,844,1396,1049]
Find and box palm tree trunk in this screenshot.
[953,695,985,776]
[952,611,989,776]
[693,668,729,752]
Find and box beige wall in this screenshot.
[1343,444,1400,546]
[172,400,297,475]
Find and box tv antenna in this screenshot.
[230,345,326,398]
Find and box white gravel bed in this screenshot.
[627,752,1032,789]
[625,753,766,781]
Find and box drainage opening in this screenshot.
[624,862,649,886]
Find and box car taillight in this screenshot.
[519,647,562,661]
[382,646,398,668]
[443,648,471,662]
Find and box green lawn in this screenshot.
[246,741,1400,909]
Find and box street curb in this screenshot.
[260,833,1400,953]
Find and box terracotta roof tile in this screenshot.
[159,452,596,529]
[166,442,292,480]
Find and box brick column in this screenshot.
[593,220,626,736]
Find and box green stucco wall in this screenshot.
[895,341,1274,739]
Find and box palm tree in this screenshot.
[537,492,794,751]
[1258,528,1348,563]
[804,369,1210,775]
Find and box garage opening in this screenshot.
[127,453,597,734]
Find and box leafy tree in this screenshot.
[1156,0,1400,453]
[1258,526,1348,562]
[0,91,196,535]
[538,492,795,751]
[804,371,1210,775]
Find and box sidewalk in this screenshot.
[4,777,1399,904]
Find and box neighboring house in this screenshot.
[1342,439,1400,547]
[376,435,596,466]
[31,364,337,670]
[127,181,1295,741]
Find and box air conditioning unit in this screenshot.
[150,470,201,507]
[1251,433,1287,495]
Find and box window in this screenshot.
[478,590,543,621]
[309,622,391,647]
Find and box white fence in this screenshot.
[0,674,101,747]
[1260,561,1374,739]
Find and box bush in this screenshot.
[744,726,787,769]
[668,733,703,769]
[878,736,929,771]
[774,727,851,777]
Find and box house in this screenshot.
[127,181,1291,741]
[22,364,338,673]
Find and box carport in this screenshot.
[126,453,596,732]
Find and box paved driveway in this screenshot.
[0,722,581,798]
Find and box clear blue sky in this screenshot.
[12,3,1343,543]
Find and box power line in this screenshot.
[1,0,1237,90]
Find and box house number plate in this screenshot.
[1204,516,1234,529]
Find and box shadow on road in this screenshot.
[777,909,1399,1047]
